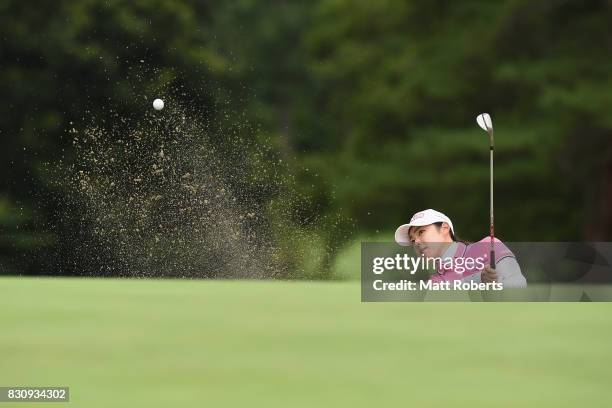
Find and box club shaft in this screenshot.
[490,139,495,268]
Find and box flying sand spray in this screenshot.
[54,86,340,278]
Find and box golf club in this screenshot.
[476,113,495,269]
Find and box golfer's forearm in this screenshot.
[495,257,527,288]
[459,258,527,288]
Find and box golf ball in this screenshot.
[153,98,164,111]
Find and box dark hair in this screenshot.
[433,221,465,243]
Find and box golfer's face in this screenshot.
[409,225,444,257]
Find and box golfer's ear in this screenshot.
[441,222,450,233]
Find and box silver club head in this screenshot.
[476,113,493,132]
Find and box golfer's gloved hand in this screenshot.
[481,266,498,283]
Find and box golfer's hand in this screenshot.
[481,266,498,283]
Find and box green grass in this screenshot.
[332,232,391,280]
[1,277,611,407]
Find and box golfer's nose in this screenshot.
[414,240,424,251]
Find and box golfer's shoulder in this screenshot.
[473,236,505,244]
[473,236,511,247]
[465,237,516,258]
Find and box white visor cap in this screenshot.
[394,209,455,246]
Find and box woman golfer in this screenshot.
[395,209,526,287]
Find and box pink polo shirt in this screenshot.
[429,237,515,283]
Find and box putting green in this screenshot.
[1,277,610,407]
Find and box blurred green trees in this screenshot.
[1,0,611,275]
[301,0,612,240]
[0,0,232,274]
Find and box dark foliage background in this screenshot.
[1,0,611,276]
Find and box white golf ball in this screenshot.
[153,98,164,111]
